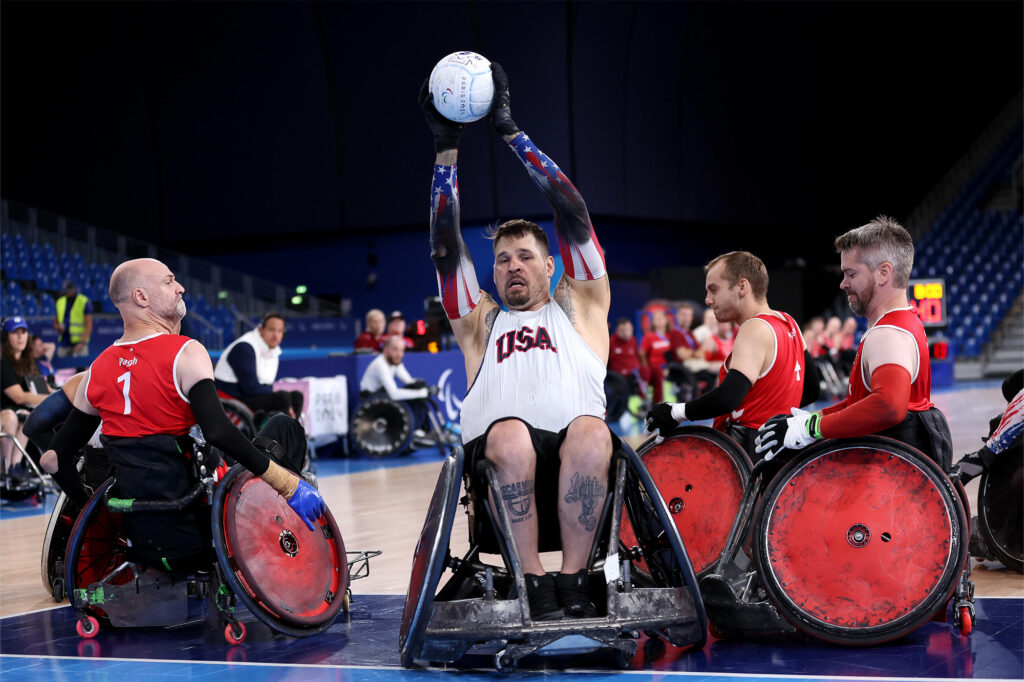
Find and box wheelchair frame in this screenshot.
[61,462,374,644]
[399,443,707,671]
[686,433,975,645]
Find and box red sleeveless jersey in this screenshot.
[847,307,933,411]
[86,333,196,438]
[713,311,805,430]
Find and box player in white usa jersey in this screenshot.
[421,63,612,619]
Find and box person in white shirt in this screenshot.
[359,335,431,402]
[214,313,302,418]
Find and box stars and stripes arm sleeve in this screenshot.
[430,163,482,319]
[507,133,606,280]
[988,389,1024,454]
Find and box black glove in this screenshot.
[644,403,678,434]
[406,379,427,390]
[488,62,520,138]
[419,78,464,153]
[428,385,440,397]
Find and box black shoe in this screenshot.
[556,569,597,618]
[525,573,564,621]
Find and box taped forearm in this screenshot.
[819,364,911,439]
[506,133,605,280]
[680,369,752,421]
[430,163,481,319]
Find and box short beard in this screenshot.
[504,288,530,309]
[847,280,873,316]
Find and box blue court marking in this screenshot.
[3,654,1008,682]
[2,595,1020,679]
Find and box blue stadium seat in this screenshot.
[39,293,56,316]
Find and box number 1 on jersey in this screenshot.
[117,370,132,415]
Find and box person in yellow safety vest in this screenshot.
[53,279,93,358]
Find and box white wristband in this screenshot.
[671,403,687,422]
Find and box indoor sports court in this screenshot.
[1,2,1022,681]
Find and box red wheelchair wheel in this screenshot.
[65,479,132,620]
[754,437,968,645]
[621,427,750,576]
[213,467,347,635]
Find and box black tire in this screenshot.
[977,445,1023,573]
[350,395,414,458]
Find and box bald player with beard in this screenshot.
[41,258,325,570]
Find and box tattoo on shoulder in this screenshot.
[554,277,575,324]
[481,295,499,337]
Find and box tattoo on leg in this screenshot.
[564,472,606,532]
[500,480,534,523]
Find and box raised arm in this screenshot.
[420,79,499,366]
[490,63,608,317]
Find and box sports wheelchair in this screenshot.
[350,391,459,459]
[634,426,975,645]
[0,418,61,503]
[399,441,708,672]
[966,441,1023,574]
[50,447,376,645]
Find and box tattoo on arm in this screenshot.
[553,276,575,324]
[482,294,499,337]
[500,479,535,524]
[563,472,606,532]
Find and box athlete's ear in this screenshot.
[546,255,555,278]
[132,286,148,308]
[875,261,893,285]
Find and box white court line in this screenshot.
[0,653,1019,682]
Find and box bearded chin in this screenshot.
[505,289,529,308]
[175,300,187,320]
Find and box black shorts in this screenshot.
[463,416,619,551]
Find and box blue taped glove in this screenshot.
[287,479,327,532]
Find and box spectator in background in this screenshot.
[1,317,50,481]
[354,308,387,353]
[835,316,859,375]
[666,303,699,402]
[822,316,842,353]
[803,316,826,358]
[702,318,735,376]
[53,279,92,358]
[31,334,56,385]
[692,307,717,346]
[385,310,415,349]
[639,309,672,405]
[359,334,434,433]
[606,317,641,422]
[214,312,304,418]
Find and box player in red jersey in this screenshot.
[647,251,819,456]
[41,258,325,569]
[756,216,953,470]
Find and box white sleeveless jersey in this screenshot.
[460,300,606,442]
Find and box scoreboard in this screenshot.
[907,278,947,328]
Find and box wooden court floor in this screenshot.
[1,380,1021,620]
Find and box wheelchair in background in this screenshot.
[350,390,460,459]
[399,442,707,671]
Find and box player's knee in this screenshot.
[484,419,535,470]
[0,409,17,431]
[561,416,612,467]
